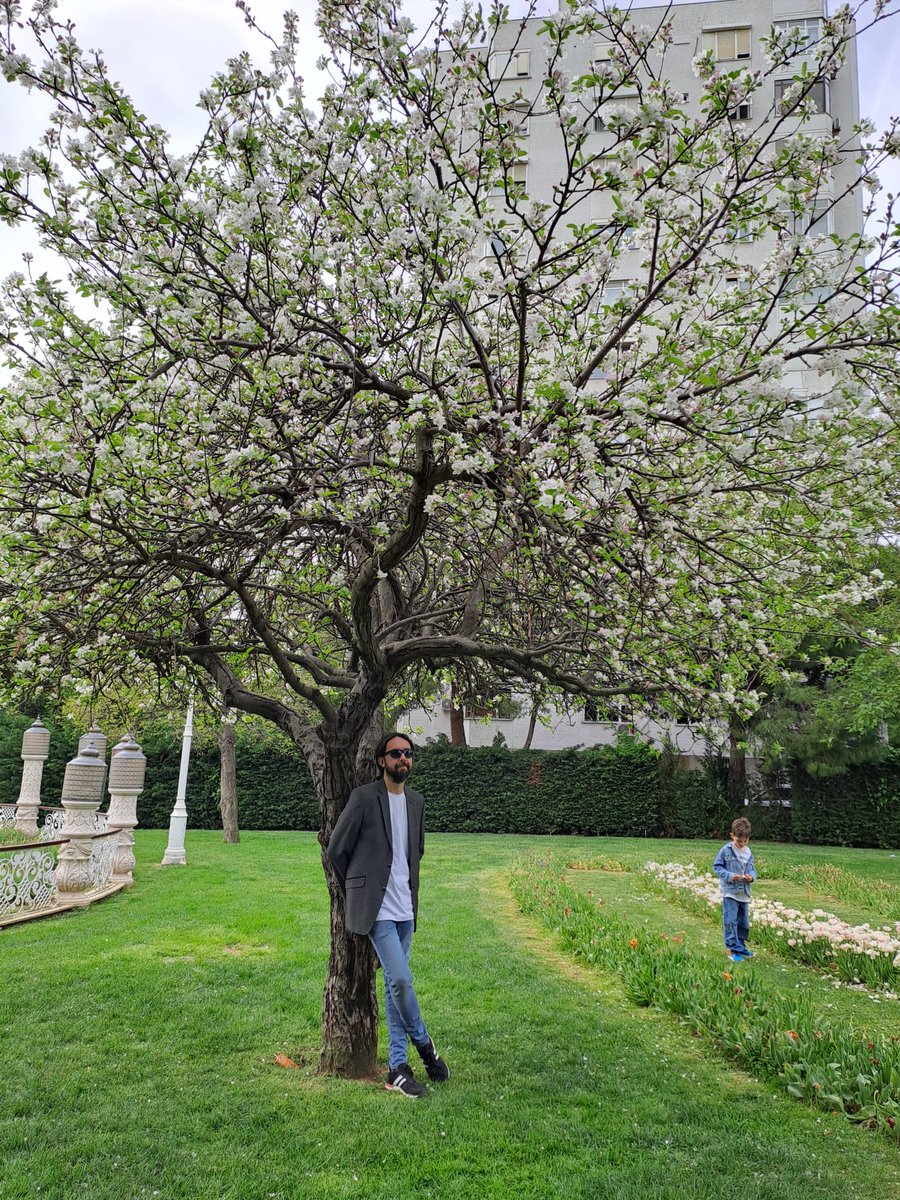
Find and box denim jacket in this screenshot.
[712,842,756,901]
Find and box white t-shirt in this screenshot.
[376,789,414,922]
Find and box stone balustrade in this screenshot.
[0,725,146,928]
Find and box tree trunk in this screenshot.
[449,705,467,746]
[218,718,240,843]
[315,736,379,1077]
[522,697,539,749]
[728,715,747,811]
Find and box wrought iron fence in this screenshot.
[39,808,67,840]
[0,836,65,923]
[89,830,119,891]
[0,805,69,840]
[0,826,123,926]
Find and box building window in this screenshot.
[464,695,519,720]
[490,161,528,196]
[779,277,835,310]
[600,278,628,305]
[481,232,507,259]
[584,700,629,722]
[509,102,530,137]
[589,334,635,379]
[674,713,697,727]
[730,101,752,120]
[773,17,821,49]
[592,93,639,131]
[775,78,829,115]
[701,27,751,61]
[489,49,531,81]
[785,198,834,237]
[729,223,753,242]
[593,39,615,63]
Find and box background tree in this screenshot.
[748,548,900,779]
[219,706,240,843]
[0,0,898,1074]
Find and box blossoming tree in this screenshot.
[0,0,898,1073]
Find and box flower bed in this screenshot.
[642,861,900,993]
[509,851,900,1137]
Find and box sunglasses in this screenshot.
[385,748,413,760]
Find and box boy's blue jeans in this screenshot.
[722,897,750,955]
[369,919,429,1070]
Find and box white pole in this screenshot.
[162,699,194,866]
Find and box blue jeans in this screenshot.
[722,897,750,954]
[369,919,429,1070]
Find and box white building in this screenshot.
[478,0,860,237]
[399,684,712,754]
[400,0,863,756]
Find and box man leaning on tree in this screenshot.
[326,731,450,1098]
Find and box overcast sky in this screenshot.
[0,0,897,278]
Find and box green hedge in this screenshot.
[789,754,900,848]
[2,707,898,846]
[135,725,319,831]
[670,772,726,839]
[128,727,660,837]
[410,735,659,836]
[0,711,658,837]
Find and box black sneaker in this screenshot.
[385,1063,427,1098]
[414,1036,450,1082]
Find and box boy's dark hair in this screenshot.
[731,817,752,838]
[375,731,414,765]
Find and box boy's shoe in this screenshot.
[727,952,746,962]
[385,1063,427,1098]
[740,949,755,958]
[414,1036,450,1082]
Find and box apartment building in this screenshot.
[400,0,863,755]
[478,0,861,234]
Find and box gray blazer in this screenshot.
[326,779,425,936]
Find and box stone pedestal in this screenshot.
[106,735,146,885]
[53,740,106,905]
[15,718,51,835]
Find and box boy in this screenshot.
[712,817,757,962]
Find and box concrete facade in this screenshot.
[483,0,860,235]
[410,0,863,756]
[398,691,712,754]
[479,0,862,399]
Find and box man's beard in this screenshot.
[385,762,410,786]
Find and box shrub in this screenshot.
[790,756,900,848]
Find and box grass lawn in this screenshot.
[1,830,899,1200]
